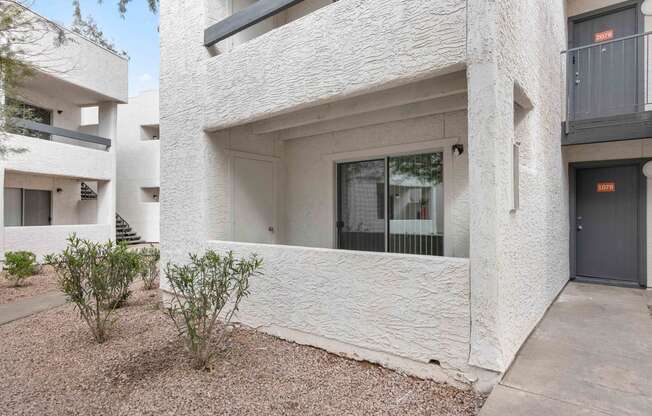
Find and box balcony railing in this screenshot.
[11,118,111,150]
[561,31,652,144]
[205,0,308,47]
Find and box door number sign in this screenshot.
[596,182,616,193]
[594,29,614,43]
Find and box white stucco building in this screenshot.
[116,89,160,243]
[160,0,652,392]
[0,3,127,259]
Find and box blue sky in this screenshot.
[31,0,160,96]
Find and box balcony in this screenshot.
[562,31,652,145]
[11,118,111,150]
[202,0,467,131]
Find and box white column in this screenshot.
[643,161,652,289]
[97,102,118,241]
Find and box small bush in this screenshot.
[3,251,38,287]
[45,235,140,343]
[165,250,262,369]
[138,245,160,290]
[104,243,141,309]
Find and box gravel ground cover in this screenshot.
[0,266,59,305]
[0,288,485,416]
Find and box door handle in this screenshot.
[577,225,583,231]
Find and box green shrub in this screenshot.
[3,251,38,287]
[138,245,160,290]
[165,250,262,369]
[104,243,141,309]
[45,235,140,343]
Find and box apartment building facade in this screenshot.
[0,3,127,259]
[116,89,160,243]
[160,0,651,391]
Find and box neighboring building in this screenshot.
[0,3,127,259]
[116,90,160,243]
[160,0,652,392]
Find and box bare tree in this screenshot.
[71,3,129,58]
[73,0,159,17]
[0,0,68,155]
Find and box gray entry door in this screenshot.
[571,5,639,120]
[575,165,639,283]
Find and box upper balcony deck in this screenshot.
[562,1,652,145]
[201,0,467,131]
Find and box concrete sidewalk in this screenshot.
[0,292,66,325]
[481,282,652,416]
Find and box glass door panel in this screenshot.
[4,188,23,226]
[337,160,385,252]
[23,189,51,226]
[388,152,443,256]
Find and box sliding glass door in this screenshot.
[3,188,52,226]
[336,152,444,256]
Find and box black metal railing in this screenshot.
[561,31,652,128]
[10,118,111,150]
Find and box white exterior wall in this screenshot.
[14,4,128,103]
[466,0,569,373]
[5,224,111,261]
[0,5,123,260]
[159,0,488,389]
[2,134,113,181]
[116,90,160,242]
[203,241,479,387]
[4,172,97,226]
[201,0,467,130]
[1,129,117,259]
[161,0,587,392]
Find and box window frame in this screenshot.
[329,139,457,257]
[3,187,53,227]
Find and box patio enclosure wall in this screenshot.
[201,240,475,387]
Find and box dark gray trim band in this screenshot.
[12,118,111,148]
[204,0,307,47]
[562,111,652,146]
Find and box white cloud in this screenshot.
[138,73,153,82]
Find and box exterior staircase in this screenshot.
[80,182,143,245]
[115,213,143,245]
[81,182,97,200]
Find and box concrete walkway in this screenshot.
[0,292,66,325]
[481,282,652,416]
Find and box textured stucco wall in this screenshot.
[191,241,480,387]
[467,0,569,372]
[159,0,479,383]
[4,224,111,261]
[116,90,160,242]
[202,0,467,130]
[11,3,128,103]
[3,134,113,180]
